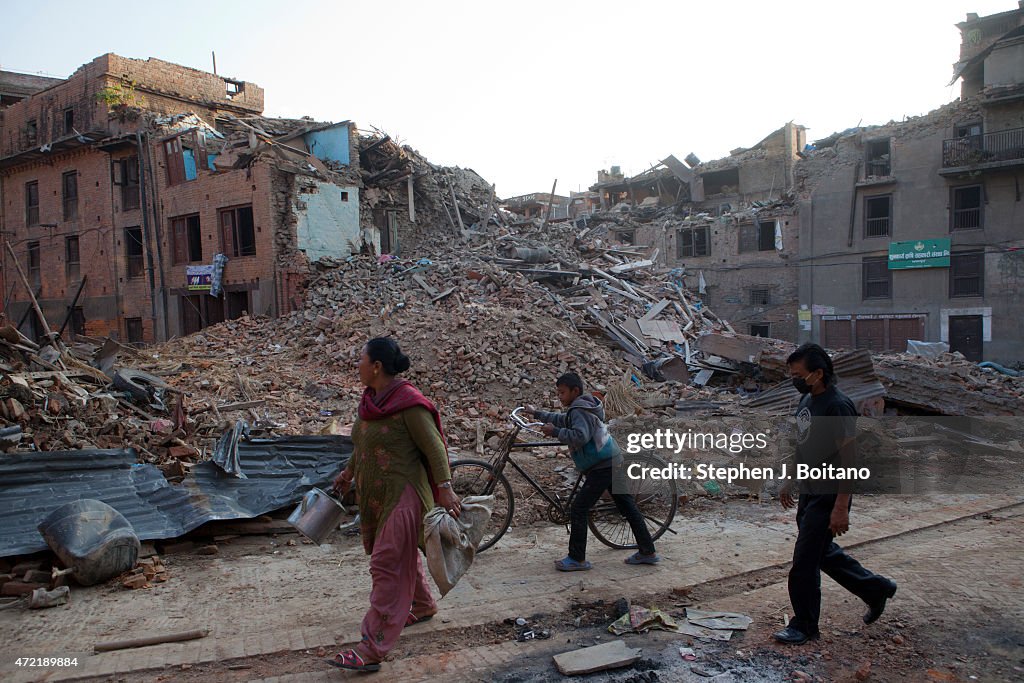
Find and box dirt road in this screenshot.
[2,492,1020,682]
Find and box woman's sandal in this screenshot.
[405,610,436,627]
[554,556,592,572]
[327,649,381,672]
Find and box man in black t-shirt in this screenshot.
[774,344,898,645]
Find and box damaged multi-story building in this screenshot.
[589,123,807,342]
[795,2,1024,362]
[0,54,494,344]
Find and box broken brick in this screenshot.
[122,574,148,590]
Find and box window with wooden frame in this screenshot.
[163,130,207,186]
[677,227,710,258]
[171,214,203,264]
[219,206,256,257]
[950,251,984,297]
[951,185,983,231]
[63,107,75,136]
[125,227,145,278]
[65,236,80,280]
[864,195,891,238]
[27,242,41,289]
[739,220,775,253]
[862,256,891,299]
[62,171,78,221]
[113,156,141,211]
[25,181,39,226]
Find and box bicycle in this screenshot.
[450,407,678,552]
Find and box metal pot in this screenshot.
[287,487,349,544]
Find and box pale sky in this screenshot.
[1,0,1016,197]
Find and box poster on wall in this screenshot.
[186,265,213,291]
[798,309,812,331]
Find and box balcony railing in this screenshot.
[943,127,1024,168]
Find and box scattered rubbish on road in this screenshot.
[608,605,681,635]
[29,585,69,609]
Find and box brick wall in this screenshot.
[1,147,127,337]
[2,53,263,159]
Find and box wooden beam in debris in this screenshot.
[640,299,671,322]
[539,179,557,231]
[5,241,55,341]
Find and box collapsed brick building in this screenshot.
[586,123,807,342]
[0,54,494,344]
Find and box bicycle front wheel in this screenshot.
[449,459,514,552]
[588,452,678,550]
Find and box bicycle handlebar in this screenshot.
[511,407,545,434]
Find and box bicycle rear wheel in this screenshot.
[449,459,514,552]
[588,452,678,550]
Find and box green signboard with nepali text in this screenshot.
[888,239,951,270]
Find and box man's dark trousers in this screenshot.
[789,494,893,636]
[568,466,656,562]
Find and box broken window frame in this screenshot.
[218,205,256,258]
[62,170,78,221]
[65,235,80,281]
[63,107,75,136]
[614,230,636,245]
[701,168,740,197]
[113,156,141,211]
[862,256,891,300]
[125,227,145,278]
[865,139,891,177]
[950,184,983,231]
[25,180,39,226]
[27,241,41,290]
[171,214,203,265]
[225,79,245,98]
[163,130,207,186]
[26,119,37,145]
[949,251,984,298]
[676,227,710,259]
[863,194,892,238]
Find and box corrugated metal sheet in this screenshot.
[0,435,352,558]
[742,349,886,415]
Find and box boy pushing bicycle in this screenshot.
[526,372,660,571]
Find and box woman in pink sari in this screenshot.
[327,337,460,672]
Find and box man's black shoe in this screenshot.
[773,626,817,645]
[863,578,898,625]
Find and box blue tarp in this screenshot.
[0,435,352,557]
